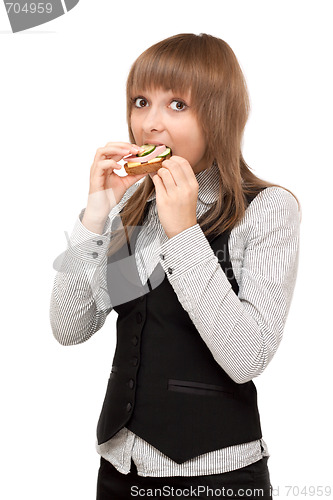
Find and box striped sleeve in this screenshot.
[50,182,141,346]
[49,210,113,345]
[158,187,300,383]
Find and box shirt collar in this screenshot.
[147,162,220,204]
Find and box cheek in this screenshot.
[187,127,207,161]
[130,114,140,137]
[172,123,206,164]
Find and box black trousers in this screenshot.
[96,456,272,499]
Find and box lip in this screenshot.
[143,141,165,146]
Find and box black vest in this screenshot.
[97,191,263,464]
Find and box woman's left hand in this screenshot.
[150,156,199,239]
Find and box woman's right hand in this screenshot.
[84,142,147,223]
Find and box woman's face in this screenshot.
[129,87,209,174]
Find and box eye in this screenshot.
[133,97,148,108]
[170,100,187,112]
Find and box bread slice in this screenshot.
[124,153,171,175]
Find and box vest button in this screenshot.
[131,336,138,346]
[136,312,142,323]
[126,402,132,412]
[128,379,135,389]
[131,357,138,366]
[167,267,173,274]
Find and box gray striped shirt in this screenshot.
[50,162,301,477]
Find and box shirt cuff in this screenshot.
[157,224,215,281]
[66,208,112,265]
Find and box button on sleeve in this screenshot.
[158,224,214,281]
[64,208,112,266]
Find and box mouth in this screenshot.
[143,141,164,146]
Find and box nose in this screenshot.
[142,105,165,134]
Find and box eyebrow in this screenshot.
[131,91,191,104]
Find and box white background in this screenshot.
[1,1,332,498]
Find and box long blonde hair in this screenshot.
[107,33,300,257]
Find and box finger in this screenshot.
[100,159,123,169]
[105,142,144,155]
[151,171,166,195]
[96,144,141,161]
[160,158,189,188]
[105,141,142,150]
[91,159,122,178]
[165,156,195,178]
[104,167,114,184]
[157,167,176,189]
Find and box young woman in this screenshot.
[50,33,301,499]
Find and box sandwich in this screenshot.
[124,144,171,175]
